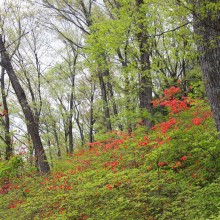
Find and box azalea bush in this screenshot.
[0,86,220,219]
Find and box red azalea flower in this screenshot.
[8,204,17,209]
[158,161,168,167]
[158,162,165,167]
[151,126,157,130]
[106,184,113,190]
[191,117,202,126]
[176,161,182,167]
[180,155,187,161]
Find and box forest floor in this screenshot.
[1,89,220,219]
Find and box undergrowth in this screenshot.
[0,87,220,220]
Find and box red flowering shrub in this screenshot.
[163,86,181,99]
[103,161,119,170]
[180,155,187,161]
[161,118,177,133]
[160,99,189,113]
[158,161,168,167]
[106,184,113,190]
[152,86,189,114]
[191,117,202,126]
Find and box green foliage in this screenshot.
[0,155,24,180]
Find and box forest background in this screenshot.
[0,0,220,219]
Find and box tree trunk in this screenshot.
[69,90,74,154]
[89,85,95,144]
[117,49,133,131]
[64,124,69,154]
[0,35,50,174]
[52,121,61,158]
[68,66,76,154]
[106,72,123,131]
[74,102,85,146]
[46,124,53,168]
[68,53,77,154]
[98,72,112,131]
[0,68,13,160]
[192,1,220,136]
[136,0,153,129]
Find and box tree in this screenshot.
[0,68,12,160]
[134,0,153,128]
[43,0,116,132]
[189,1,220,135]
[0,34,50,174]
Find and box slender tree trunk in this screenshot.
[136,0,153,129]
[192,0,220,136]
[75,117,84,146]
[0,68,12,160]
[0,35,50,174]
[64,124,69,154]
[52,121,61,158]
[26,133,34,166]
[117,49,132,131]
[68,53,77,154]
[46,124,53,168]
[106,71,123,131]
[98,72,112,131]
[47,140,53,168]
[68,69,76,154]
[89,84,95,144]
[69,90,74,154]
[73,101,85,146]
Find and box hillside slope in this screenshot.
[1,87,220,220]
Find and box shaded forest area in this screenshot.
[0,0,220,219]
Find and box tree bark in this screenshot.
[69,87,74,154]
[89,84,95,144]
[98,71,112,131]
[74,101,85,146]
[136,0,153,128]
[52,120,61,158]
[0,68,12,160]
[106,72,123,131]
[192,1,220,136]
[0,35,50,174]
[117,48,133,131]
[46,124,53,168]
[68,54,77,154]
